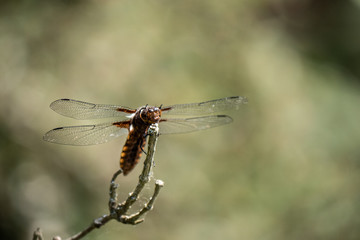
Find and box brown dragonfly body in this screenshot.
[115,106,162,175]
[44,96,247,175]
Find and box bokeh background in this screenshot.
[1,0,360,239]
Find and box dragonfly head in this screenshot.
[140,106,161,124]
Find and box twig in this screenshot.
[117,124,159,217]
[34,123,164,240]
[32,228,43,240]
[122,179,164,224]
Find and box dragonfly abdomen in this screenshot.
[120,128,147,175]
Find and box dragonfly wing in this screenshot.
[50,99,136,120]
[43,122,130,145]
[158,115,233,135]
[161,96,247,116]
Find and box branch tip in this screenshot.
[32,228,43,240]
[155,179,164,187]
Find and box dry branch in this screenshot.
[33,123,163,240]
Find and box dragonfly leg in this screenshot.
[140,133,148,155]
[140,144,147,155]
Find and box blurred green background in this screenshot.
[1,0,360,239]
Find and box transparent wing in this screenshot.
[158,115,233,135]
[43,122,129,146]
[50,99,136,120]
[161,96,247,116]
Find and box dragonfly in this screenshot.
[44,96,248,175]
